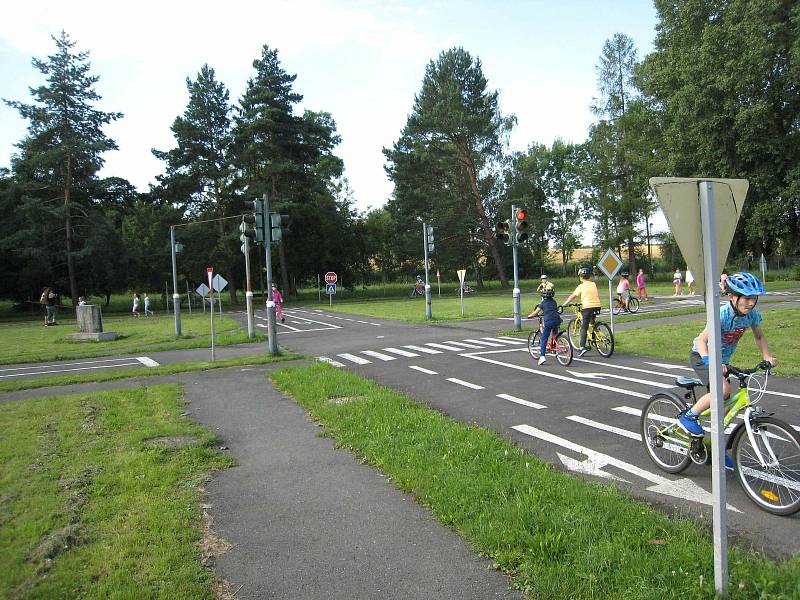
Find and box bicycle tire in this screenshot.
[592,322,615,357]
[527,331,541,360]
[641,393,692,474]
[628,297,639,313]
[732,416,800,516]
[554,331,573,366]
[568,317,581,349]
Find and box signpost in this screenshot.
[325,271,337,285]
[760,252,767,283]
[649,177,748,597]
[206,267,215,362]
[597,247,623,333]
[457,269,466,317]
[325,272,337,306]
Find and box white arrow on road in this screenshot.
[565,370,674,389]
[644,361,693,371]
[556,452,630,483]
[512,424,740,512]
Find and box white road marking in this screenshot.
[425,342,467,351]
[446,378,485,390]
[317,356,346,368]
[496,393,546,409]
[443,341,485,349]
[382,347,420,357]
[136,357,160,367]
[485,336,526,345]
[0,356,141,373]
[0,362,142,378]
[565,369,674,389]
[360,350,397,361]
[645,361,693,371]
[465,354,651,399]
[566,415,642,441]
[462,338,505,347]
[403,345,442,354]
[277,321,303,331]
[409,365,438,375]
[336,353,372,365]
[512,424,740,511]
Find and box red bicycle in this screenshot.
[527,316,573,366]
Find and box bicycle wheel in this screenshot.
[527,331,541,360]
[641,393,692,473]
[568,317,581,348]
[627,298,639,313]
[592,322,615,357]
[732,417,800,515]
[554,331,573,366]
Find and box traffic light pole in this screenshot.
[243,235,255,339]
[262,193,279,355]
[511,205,522,331]
[423,222,432,321]
[170,225,182,336]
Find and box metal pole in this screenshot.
[608,279,614,333]
[209,287,215,361]
[511,205,521,331]
[186,280,192,314]
[263,193,278,355]
[700,181,728,597]
[423,222,431,321]
[170,225,182,336]
[244,235,254,339]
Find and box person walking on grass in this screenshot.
[144,294,153,316]
[636,268,649,301]
[563,266,601,357]
[673,269,683,296]
[132,293,141,318]
[685,268,695,295]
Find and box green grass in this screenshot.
[616,307,800,378]
[0,352,302,393]
[271,363,799,599]
[0,313,261,365]
[0,385,233,599]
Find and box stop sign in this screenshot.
[325,271,337,284]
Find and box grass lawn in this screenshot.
[0,385,232,599]
[616,307,800,378]
[271,363,799,599]
[0,313,260,365]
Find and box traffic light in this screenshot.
[243,199,265,243]
[270,213,290,242]
[495,220,510,245]
[515,208,529,244]
[426,224,435,254]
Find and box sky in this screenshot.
[0,0,662,239]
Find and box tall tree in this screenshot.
[384,47,516,286]
[4,31,122,304]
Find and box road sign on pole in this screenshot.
[597,247,623,334]
[650,176,749,597]
[325,271,338,285]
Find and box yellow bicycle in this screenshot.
[564,302,615,357]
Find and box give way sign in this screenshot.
[325,271,337,285]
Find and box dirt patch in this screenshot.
[144,435,199,449]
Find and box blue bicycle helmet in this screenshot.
[725,272,765,296]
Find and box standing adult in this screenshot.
[132,293,141,318]
[40,287,57,326]
[636,269,649,301]
[685,268,695,295]
[144,294,153,316]
[673,269,683,296]
[271,283,285,323]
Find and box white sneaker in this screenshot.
[537,356,547,366]
[577,347,588,357]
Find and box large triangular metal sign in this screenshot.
[649,178,748,292]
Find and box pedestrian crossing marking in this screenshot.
[337,353,371,365]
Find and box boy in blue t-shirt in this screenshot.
[679,273,777,443]
[527,288,562,365]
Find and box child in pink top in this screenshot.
[636,269,648,301]
[271,283,285,323]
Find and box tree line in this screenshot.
[2,2,799,306]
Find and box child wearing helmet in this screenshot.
[536,274,554,293]
[563,266,602,357]
[616,271,631,311]
[678,273,777,448]
[527,288,561,365]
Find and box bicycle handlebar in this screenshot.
[726,362,773,380]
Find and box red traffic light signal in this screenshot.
[515,208,529,243]
[516,209,527,221]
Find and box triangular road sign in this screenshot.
[649,178,748,291]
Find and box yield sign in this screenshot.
[649,178,748,291]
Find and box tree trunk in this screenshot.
[64,154,78,306]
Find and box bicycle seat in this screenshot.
[676,375,704,389]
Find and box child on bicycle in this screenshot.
[616,271,631,311]
[678,272,777,466]
[527,288,562,365]
[536,274,554,293]
[563,266,602,357]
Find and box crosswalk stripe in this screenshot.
[425,342,466,351]
[409,365,438,375]
[446,377,484,390]
[496,393,546,409]
[462,338,504,347]
[317,356,346,368]
[443,340,485,349]
[360,350,396,361]
[337,353,372,365]
[483,336,526,345]
[402,345,442,354]
[567,415,642,441]
[382,347,420,357]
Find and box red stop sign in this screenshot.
[325,271,337,284]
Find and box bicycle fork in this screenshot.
[743,407,780,468]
